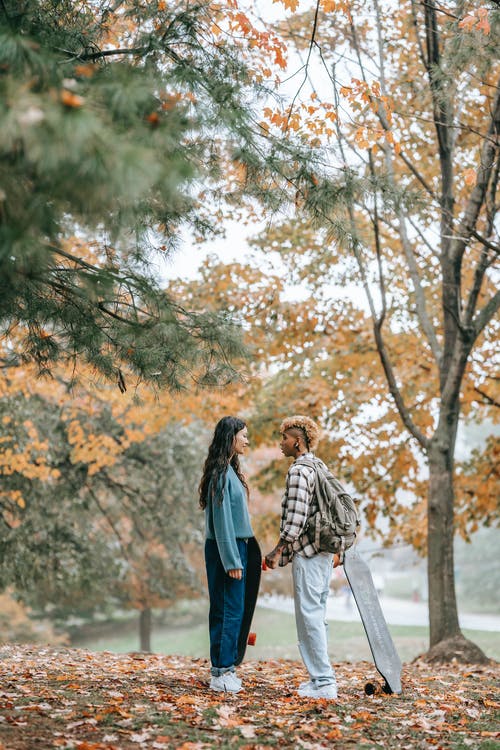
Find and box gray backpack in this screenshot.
[296,457,360,560]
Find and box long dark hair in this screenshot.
[199,416,249,509]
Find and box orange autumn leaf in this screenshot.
[274,0,300,11]
[60,89,84,108]
[459,8,490,35]
[146,111,160,126]
[463,167,476,186]
[74,64,95,78]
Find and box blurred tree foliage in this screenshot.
[0,387,206,648]
[0,589,68,645]
[0,0,279,388]
[455,527,500,614]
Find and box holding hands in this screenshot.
[264,543,285,570]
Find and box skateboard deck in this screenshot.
[343,546,402,694]
[235,536,262,666]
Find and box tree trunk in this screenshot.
[139,607,152,652]
[426,439,489,664]
[427,439,460,644]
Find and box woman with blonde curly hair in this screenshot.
[265,415,338,700]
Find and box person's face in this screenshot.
[279,430,298,457]
[232,426,249,455]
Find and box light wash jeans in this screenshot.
[292,552,336,687]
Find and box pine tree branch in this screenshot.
[0,0,12,28]
[49,244,107,275]
[97,301,138,326]
[59,46,150,61]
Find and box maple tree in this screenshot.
[0,372,217,649]
[243,0,499,663]
[90,424,208,652]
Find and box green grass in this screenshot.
[83,606,500,662]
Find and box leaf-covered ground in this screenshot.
[0,646,498,750]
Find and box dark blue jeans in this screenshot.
[205,538,248,676]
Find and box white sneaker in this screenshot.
[298,682,337,700]
[210,672,242,693]
[228,672,242,689]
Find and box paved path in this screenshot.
[258,593,500,632]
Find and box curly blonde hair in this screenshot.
[280,415,320,451]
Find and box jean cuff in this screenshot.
[210,666,235,677]
[313,678,337,687]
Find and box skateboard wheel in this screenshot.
[247,632,257,646]
[364,680,382,696]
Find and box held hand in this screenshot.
[264,545,282,570]
[228,568,243,580]
[264,554,278,570]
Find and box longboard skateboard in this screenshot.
[343,546,402,695]
[235,536,262,666]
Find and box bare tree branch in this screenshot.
[473,288,500,338]
[474,386,500,408]
[451,79,500,265]
[372,0,442,365]
[285,0,320,130]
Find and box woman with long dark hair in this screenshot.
[199,416,253,693]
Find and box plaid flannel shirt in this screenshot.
[279,452,320,567]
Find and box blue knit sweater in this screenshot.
[205,465,254,571]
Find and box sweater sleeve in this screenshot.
[212,473,243,572]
